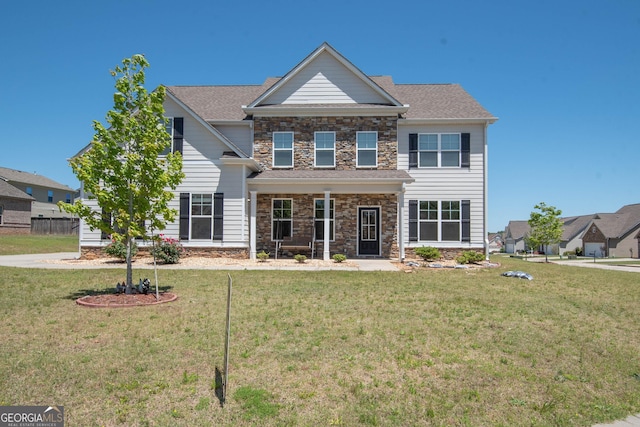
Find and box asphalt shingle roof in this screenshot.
[0,179,34,200]
[0,167,75,192]
[167,77,495,122]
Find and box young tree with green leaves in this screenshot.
[59,54,184,292]
[528,202,563,262]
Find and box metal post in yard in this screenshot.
[222,273,232,405]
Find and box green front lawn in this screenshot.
[0,257,639,426]
[0,234,78,255]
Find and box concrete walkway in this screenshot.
[526,256,640,273]
[0,252,400,271]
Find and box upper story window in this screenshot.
[273,132,294,168]
[314,132,335,167]
[409,133,469,169]
[66,193,72,203]
[160,117,184,155]
[26,187,32,196]
[160,118,174,156]
[47,190,54,203]
[357,132,377,167]
[0,205,3,225]
[418,133,460,167]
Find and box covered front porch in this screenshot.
[247,170,414,260]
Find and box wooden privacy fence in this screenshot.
[31,218,79,235]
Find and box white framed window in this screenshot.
[418,133,460,167]
[273,132,294,167]
[272,199,292,240]
[47,190,54,203]
[160,117,174,156]
[65,193,72,203]
[314,199,335,241]
[357,131,377,167]
[191,193,213,239]
[417,200,460,241]
[314,132,335,167]
[441,201,461,241]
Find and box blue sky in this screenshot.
[1,0,638,232]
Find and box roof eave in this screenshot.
[399,117,498,125]
[219,157,261,172]
[242,105,409,117]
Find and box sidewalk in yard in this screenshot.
[0,252,400,271]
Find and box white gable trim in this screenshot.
[165,90,251,158]
[245,42,405,109]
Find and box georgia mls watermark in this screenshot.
[0,406,64,427]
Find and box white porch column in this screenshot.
[398,186,406,262]
[249,191,257,260]
[323,191,331,261]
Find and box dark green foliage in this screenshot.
[415,246,441,261]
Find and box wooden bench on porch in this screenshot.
[277,233,315,259]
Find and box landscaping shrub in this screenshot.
[332,254,347,263]
[257,251,270,262]
[456,250,485,264]
[151,235,183,264]
[294,254,307,263]
[104,239,137,260]
[415,246,441,261]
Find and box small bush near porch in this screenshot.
[0,256,639,426]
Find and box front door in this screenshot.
[358,207,380,256]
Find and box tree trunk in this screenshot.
[125,236,134,293]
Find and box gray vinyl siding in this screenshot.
[400,123,486,247]
[214,124,253,156]
[79,101,249,248]
[263,51,389,105]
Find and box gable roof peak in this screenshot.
[245,42,405,110]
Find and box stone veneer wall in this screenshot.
[403,247,485,261]
[253,116,398,170]
[256,193,398,259]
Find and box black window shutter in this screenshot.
[409,200,418,241]
[173,118,184,154]
[179,192,190,240]
[409,134,418,168]
[461,133,470,168]
[461,200,471,242]
[213,193,224,240]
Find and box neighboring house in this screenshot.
[503,203,640,258]
[76,43,497,260]
[505,215,594,255]
[557,214,595,255]
[582,204,640,258]
[0,167,76,218]
[504,220,529,254]
[488,233,503,253]
[0,179,34,234]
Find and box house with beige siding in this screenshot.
[0,167,76,219]
[77,43,497,261]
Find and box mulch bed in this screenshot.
[76,292,178,308]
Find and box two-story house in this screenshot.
[0,167,77,219]
[77,43,497,261]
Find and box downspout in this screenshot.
[484,122,489,260]
[249,191,257,260]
